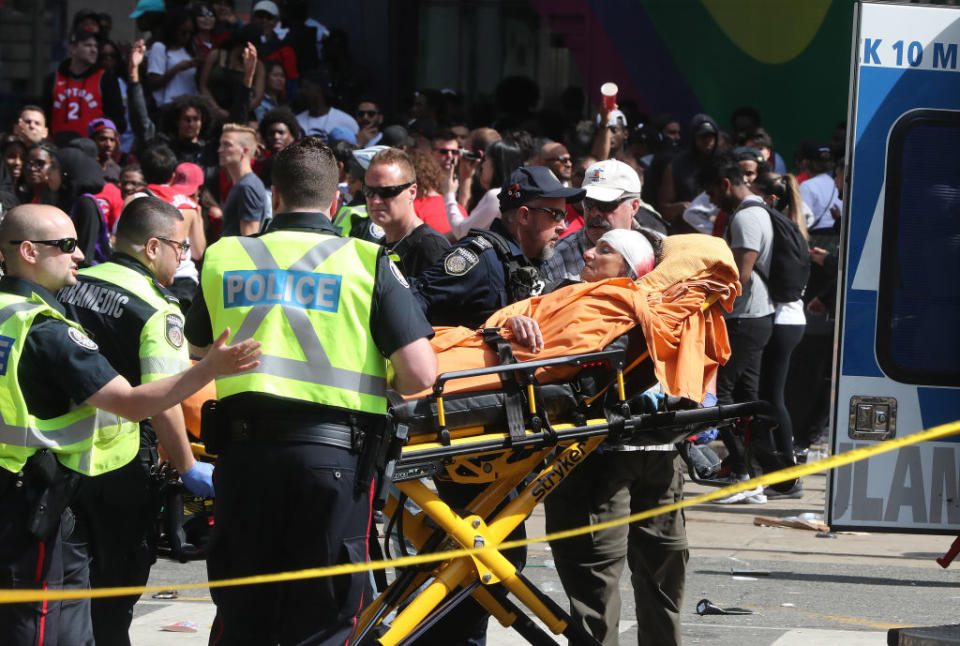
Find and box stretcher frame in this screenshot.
[353,348,763,646]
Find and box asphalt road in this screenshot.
[131,472,960,645]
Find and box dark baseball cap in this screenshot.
[498,166,586,212]
[732,146,765,164]
[800,140,833,162]
[69,27,100,45]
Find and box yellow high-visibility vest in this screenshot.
[0,293,139,475]
[201,231,388,415]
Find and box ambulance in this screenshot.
[830,1,960,533]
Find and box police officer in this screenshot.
[411,165,585,328]
[333,145,390,243]
[58,196,214,646]
[0,204,260,645]
[184,136,437,645]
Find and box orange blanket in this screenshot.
[414,234,740,401]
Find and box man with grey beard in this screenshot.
[411,165,584,329]
[541,159,664,284]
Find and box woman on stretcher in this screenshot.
[414,230,738,407]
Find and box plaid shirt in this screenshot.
[540,228,590,284]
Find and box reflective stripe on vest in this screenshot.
[203,232,388,414]
[333,204,367,237]
[0,294,139,475]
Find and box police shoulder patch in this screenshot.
[368,221,386,240]
[67,326,99,351]
[443,247,479,276]
[389,260,409,288]
[165,313,184,349]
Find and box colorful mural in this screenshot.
[530,0,855,169]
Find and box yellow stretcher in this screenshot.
[352,344,763,646]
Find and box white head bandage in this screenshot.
[599,229,655,279]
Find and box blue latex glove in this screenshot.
[640,389,665,412]
[181,461,215,498]
[696,391,719,444]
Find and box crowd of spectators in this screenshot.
[0,0,844,496]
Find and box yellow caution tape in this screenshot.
[1,418,958,604]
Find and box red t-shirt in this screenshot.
[414,195,461,236]
[94,182,124,233]
[147,184,199,211]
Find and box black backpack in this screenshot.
[729,201,810,303]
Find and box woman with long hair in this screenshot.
[443,138,524,240]
[254,61,288,122]
[147,8,200,107]
[751,172,810,497]
[2,135,26,188]
[408,147,463,236]
[198,30,265,122]
[19,142,60,205]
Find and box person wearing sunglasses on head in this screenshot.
[56,196,210,645]
[0,203,260,646]
[541,159,666,286]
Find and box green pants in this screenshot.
[544,450,688,646]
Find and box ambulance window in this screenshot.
[876,110,960,387]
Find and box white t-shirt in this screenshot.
[147,42,197,106]
[296,108,359,140]
[774,299,806,325]
[682,191,718,235]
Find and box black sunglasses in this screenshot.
[583,197,629,214]
[527,206,567,223]
[357,110,378,118]
[362,182,413,199]
[546,155,572,164]
[8,238,78,253]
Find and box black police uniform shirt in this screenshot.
[410,218,528,329]
[386,223,450,280]
[58,253,183,387]
[184,211,434,416]
[0,276,118,421]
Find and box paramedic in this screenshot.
[0,203,260,646]
[184,136,437,645]
[58,195,212,646]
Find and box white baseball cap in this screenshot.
[252,1,280,17]
[580,159,643,202]
[596,109,628,128]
